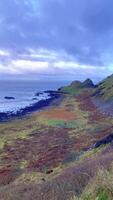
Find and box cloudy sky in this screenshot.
[0,0,113,82]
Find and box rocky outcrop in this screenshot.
[94,133,113,148]
[58,79,95,95]
[0,91,61,122]
[70,80,82,88]
[4,96,15,100]
[82,79,94,88]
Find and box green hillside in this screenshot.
[59,78,94,95]
[94,74,113,101]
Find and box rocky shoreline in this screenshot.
[0,90,61,122]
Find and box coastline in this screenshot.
[0,90,62,122]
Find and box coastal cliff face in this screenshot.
[1,75,113,200]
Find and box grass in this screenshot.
[14,171,45,184]
[60,80,94,96]
[0,90,113,199]
[0,129,30,150]
[19,160,28,169]
[0,115,45,151]
[60,85,81,95]
[77,166,113,200]
[79,145,110,163]
[40,118,88,129]
[94,74,113,101]
[36,96,90,130]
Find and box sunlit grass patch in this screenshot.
[19,160,28,169]
[0,130,29,151]
[14,172,44,184]
[14,164,65,185]
[0,141,5,150]
[0,117,44,151]
[80,145,107,161]
[38,117,88,129]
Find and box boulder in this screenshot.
[4,96,15,100]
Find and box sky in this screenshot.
[0,0,113,82]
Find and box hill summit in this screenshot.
[59,78,94,95]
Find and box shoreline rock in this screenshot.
[35,92,44,96]
[0,91,61,122]
[4,96,15,100]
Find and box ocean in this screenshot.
[0,80,69,113]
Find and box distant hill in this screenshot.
[59,78,94,95]
[93,74,113,101]
[59,74,113,102]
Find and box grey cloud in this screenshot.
[83,0,113,32]
[0,0,113,66]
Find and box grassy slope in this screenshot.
[59,79,94,95]
[73,165,113,200]
[0,79,113,199]
[94,74,113,101]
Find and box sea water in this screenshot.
[0,80,69,113]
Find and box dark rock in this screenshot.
[4,96,15,100]
[46,169,53,174]
[35,92,43,96]
[32,98,37,101]
[58,87,62,91]
[0,91,61,122]
[82,79,94,88]
[94,133,113,148]
[44,90,61,98]
[42,178,46,182]
[70,81,82,88]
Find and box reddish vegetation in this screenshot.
[94,125,113,142]
[40,108,76,121]
[1,91,113,199]
[73,135,94,151]
[1,145,113,200]
[2,128,72,172]
[76,92,105,123]
[28,144,70,171]
[0,167,17,186]
[74,125,113,151]
[2,123,113,176]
